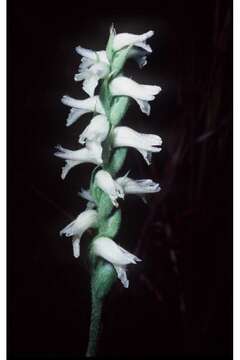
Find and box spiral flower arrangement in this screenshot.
[55,26,162,356]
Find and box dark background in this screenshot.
[8,0,233,358]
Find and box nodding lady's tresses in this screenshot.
[54,27,162,287]
[55,26,164,357]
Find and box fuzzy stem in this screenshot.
[86,294,103,357]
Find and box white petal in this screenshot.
[134,98,151,115]
[134,41,152,52]
[78,188,95,202]
[82,76,99,97]
[55,143,103,177]
[113,265,129,288]
[137,149,152,165]
[66,108,89,127]
[113,30,154,51]
[74,71,88,82]
[72,236,80,258]
[79,57,95,71]
[117,177,161,194]
[62,95,97,110]
[78,115,109,144]
[61,160,81,179]
[110,77,161,101]
[113,127,162,156]
[96,50,109,64]
[75,46,98,61]
[95,170,124,207]
[60,209,98,238]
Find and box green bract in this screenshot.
[111,45,132,77]
[109,96,129,125]
[98,209,122,238]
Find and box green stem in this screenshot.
[86,294,103,357]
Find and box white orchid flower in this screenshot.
[78,114,110,145]
[112,30,154,52]
[60,209,98,258]
[54,141,103,179]
[61,95,105,127]
[116,174,161,194]
[112,126,162,165]
[92,236,142,288]
[109,76,161,115]
[94,170,124,207]
[75,46,110,96]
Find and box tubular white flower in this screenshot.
[60,209,98,258]
[109,76,161,115]
[75,46,110,96]
[112,126,162,165]
[112,30,154,52]
[92,236,142,288]
[61,95,105,127]
[94,170,124,207]
[78,114,110,145]
[116,175,161,194]
[54,141,103,179]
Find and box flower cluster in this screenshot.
[55,27,162,291]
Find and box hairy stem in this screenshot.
[86,295,103,357]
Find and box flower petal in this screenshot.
[113,265,129,288]
[113,30,154,51]
[75,46,97,60]
[72,236,81,258]
[82,76,99,97]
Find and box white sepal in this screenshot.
[78,114,109,145]
[61,95,105,126]
[60,209,99,258]
[112,30,154,52]
[94,170,124,207]
[92,236,142,288]
[112,126,162,165]
[109,76,161,115]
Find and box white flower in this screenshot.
[54,141,103,179]
[94,170,124,207]
[61,95,105,127]
[60,209,98,258]
[75,46,110,96]
[78,114,109,145]
[112,126,162,165]
[113,30,154,52]
[109,76,161,115]
[116,174,161,194]
[92,236,142,288]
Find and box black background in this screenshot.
[8,0,233,358]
